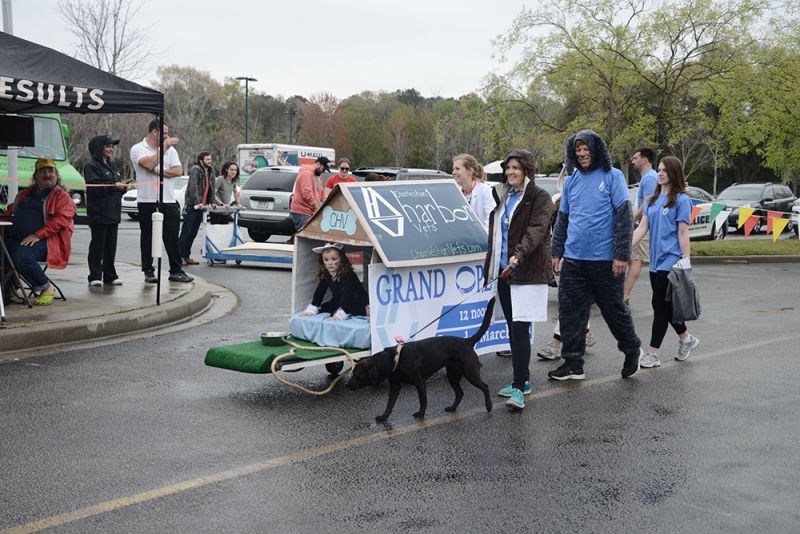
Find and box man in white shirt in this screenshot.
[130,120,193,283]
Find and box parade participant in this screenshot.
[289,156,330,231]
[84,135,128,286]
[2,159,75,306]
[325,157,357,190]
[549,130,642,381]
[209,161,244,227]
[131,120,192,283]
[298,243,369,320]
[452,153,495,232]
[624,147,658,304]
[484,149,553,410]
[179,152,216,265]
[632,156,700,367]
[213,161,244,211]
[537,183,595,360]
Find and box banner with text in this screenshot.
[368,261,512,355]
[347,181,488,266]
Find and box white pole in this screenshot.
[2,0,13,34]
[151,211,164,260]
[2,0,19,203]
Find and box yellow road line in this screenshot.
[3,331,799,534]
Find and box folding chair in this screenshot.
[19,264,66,303]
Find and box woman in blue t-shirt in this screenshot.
[631,156,699,368]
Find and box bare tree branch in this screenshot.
[56,0,150,78]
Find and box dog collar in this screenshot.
[393,344,402,372]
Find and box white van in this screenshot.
[237,144,335,177]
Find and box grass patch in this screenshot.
[692,238,800,256]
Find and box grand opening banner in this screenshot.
[368,260,512,355]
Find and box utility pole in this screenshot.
[287,107,297,144]
[235,76,257,144]
[2,0,19,202]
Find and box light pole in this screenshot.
[235,76,257,144]
[287,107,297,144]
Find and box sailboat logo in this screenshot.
[361,188,405,237]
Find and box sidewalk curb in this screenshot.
[692,255,800,264]
[0,279,213,354]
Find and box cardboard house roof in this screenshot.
[296,180,489,268]
[0,32,163,115]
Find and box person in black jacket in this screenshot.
[298,243,369,319]
[84,135,129,286]
[179,152,216,265]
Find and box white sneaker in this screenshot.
[89,280,102,287]
[676,335,699,361]
[639,351,661,368]
[536,341,561,360]
[105,279,123,286]
[585,331,596,348]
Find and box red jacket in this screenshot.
[290,166,326,217]
[2,185,76,269]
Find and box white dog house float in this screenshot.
[205,180,512,390]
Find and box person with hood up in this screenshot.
[549,130,642,381]
[483,149,554,410]
[84,135,129,286]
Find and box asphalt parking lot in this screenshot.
[1,260,799,533]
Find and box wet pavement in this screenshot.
[1,226,799,533]
[0,256,218,356]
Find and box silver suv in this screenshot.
[237,167,299,242]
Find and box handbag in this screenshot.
[666,259,701,322]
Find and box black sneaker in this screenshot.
[548,363,585,381]
[496,350,513,357]
[144,271,158,283]
[621,348,642,378]
[168,272,194,283]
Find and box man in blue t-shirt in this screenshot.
[550,130,642,381]
[624,148,658,303]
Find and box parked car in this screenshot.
[121,176,189,220]
[628,184,726,241]
[351,167,453,181]
[236,167,300,242]
[535,176,560,201]
[717,182,797,233]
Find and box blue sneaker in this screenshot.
[497,381,532,397]
[505,388,525,409]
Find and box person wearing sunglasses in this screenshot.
[325,157,357,191]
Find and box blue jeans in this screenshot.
[6,237,49,291]
[558,258,640,369]
[290,212,309,231]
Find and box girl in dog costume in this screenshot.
[299,243,369,320]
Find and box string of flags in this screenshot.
[722,202,793,241]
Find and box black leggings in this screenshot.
[649,270,687,349]
[497,276,531,391]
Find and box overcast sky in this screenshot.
[4,0,527,100]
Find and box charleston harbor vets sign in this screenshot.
[343,180,488,267]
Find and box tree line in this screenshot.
[62,0,799,195]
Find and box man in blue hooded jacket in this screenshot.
[549,130,642,380]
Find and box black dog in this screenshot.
[348,298,495,422]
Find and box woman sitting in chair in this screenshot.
[2,158,75,306]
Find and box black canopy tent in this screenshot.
[1,31,171,304]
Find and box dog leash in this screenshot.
[400,265,516,343]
